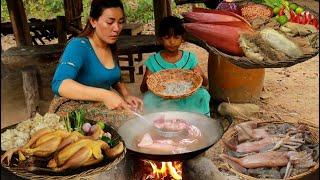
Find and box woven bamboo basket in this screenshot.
[184,2,319,69]
[1,119,126,180]
[221,120,319,180]
[48,96,133,130]
[186,33,319,69]
[146,69,203,99]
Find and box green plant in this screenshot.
[1,0,9,22]
[1,0,191,27]
[1,0,65,22]
[123,0,154,23]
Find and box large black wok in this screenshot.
[118,111,232,161]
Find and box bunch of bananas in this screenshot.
[1,126,124,172]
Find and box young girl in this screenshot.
[140,16,211,116]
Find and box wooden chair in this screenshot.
[118,23,144,83]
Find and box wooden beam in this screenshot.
[174,0,206,5]
[5,0,33,47]
[153,0,172,36]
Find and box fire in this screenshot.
[143,160,182,180]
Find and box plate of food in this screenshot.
[146,69,203,99]
[1,109,125,180]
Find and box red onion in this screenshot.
[82,123,92,133]
[90,124,99,133]
[216,1,240,14]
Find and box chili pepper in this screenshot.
[311,18,319,29]
[306,11,313,24]
[279,7,285,16]
[289,10,295,17]
[299,15,306,24]
[289,10,297,23]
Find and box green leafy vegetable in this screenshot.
[252,0,264,4]
[64,116,72,132]
[263,0,283,8]
[101,136,118,148]
[74,109,85,132]
[64,109,86,133]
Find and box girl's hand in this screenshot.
[102,91,130,110]
[124,95,144,112]
[192,65,208,86]
[192,68,201,77]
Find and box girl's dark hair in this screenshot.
[79,0,124,37]
[158,16,185,38]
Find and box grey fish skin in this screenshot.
[221,151,289,169]
[260,28,303,58]
[280,22,318,37]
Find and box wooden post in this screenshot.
[64,0,83,30]
[166,0,172,16]
[21,66,40,118]
[56,16,68,44]
[153,0,172,36]
[5,0,32,47]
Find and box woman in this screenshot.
[51,0,143,112]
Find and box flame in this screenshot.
[143,160,182,180]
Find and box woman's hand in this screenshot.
[102,91,130,110]
[124,95,143,112]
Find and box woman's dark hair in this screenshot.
[158,16,185,38]
[79,0,124,37]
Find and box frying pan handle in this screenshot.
[221,115,233,133]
